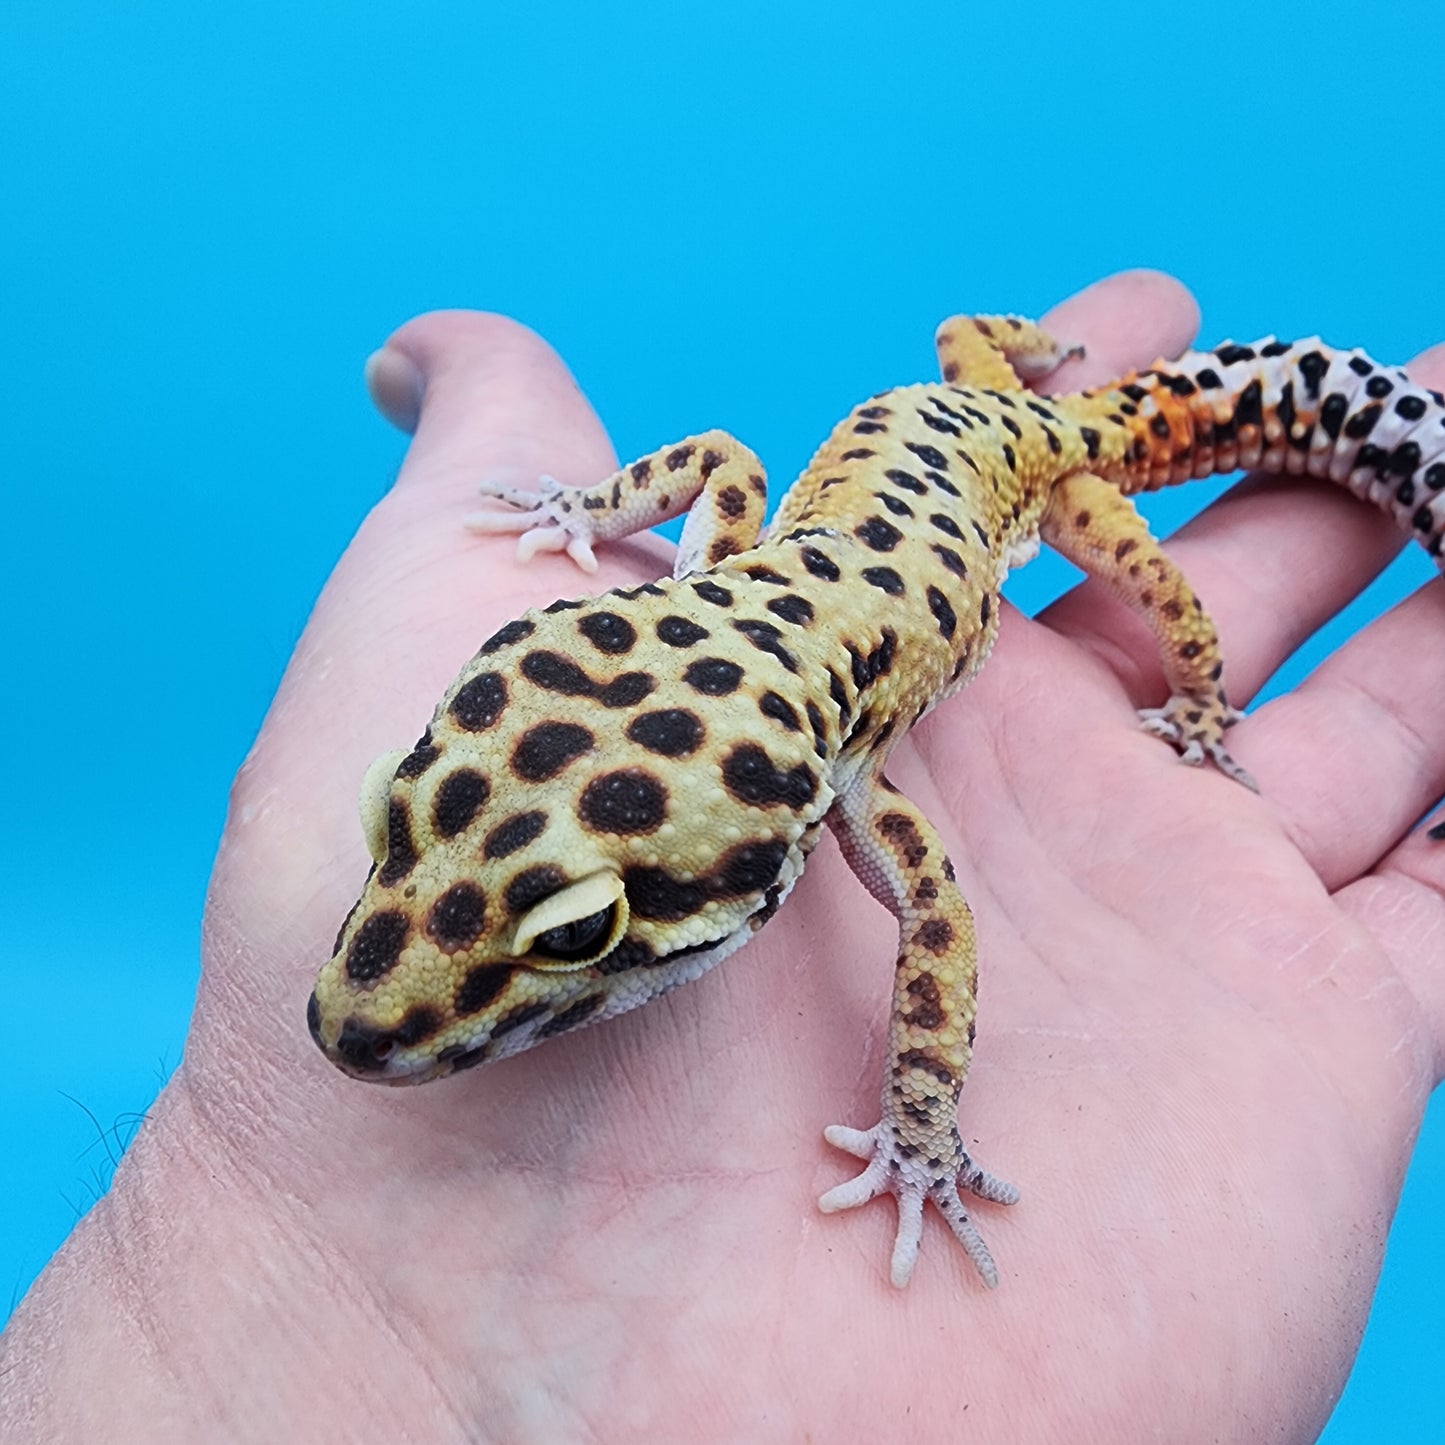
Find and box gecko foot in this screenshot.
[1012,339,1086,379]
[465,475,599,572]
[1138,695,1257,792]
[819,1121,1018,1288]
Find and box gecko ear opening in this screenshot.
[358,749,408,863]
[512,871,629,969]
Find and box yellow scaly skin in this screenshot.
[309,314,1445,1288]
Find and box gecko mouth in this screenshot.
[307,992,450,1083]
[307,986,609,1083]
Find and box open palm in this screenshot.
[8,272,1441,1443]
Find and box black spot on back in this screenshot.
[805,700,829,759]
[656,615,710,647]
[828,667,852,727]
[684,657,744,695]
[758,691,802,731]
[512,721,594,782]
[627,708,704,757]
[480,619,536,654]
[800,545,841,581]
[927,586,957,640]
[521,651,596,696]
[519,650,654,708]
[484,810,548,859]
[722,743,817,810]
[885,468,927,495]
[450,672,508,731]
[876,491,914,518]
[598,673,656,707]
[905,441,949,470]
[732,618,800,672]
[861,565,905,594]
[766,594,815,626]
[931,545,966,577]
[693,580,734,607]
[855,516,903,552]
[578,611,637,655]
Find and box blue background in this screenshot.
[2,1,1440,1434]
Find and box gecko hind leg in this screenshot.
[819,772,1017,1288]
[934,313,1085,389]
[1040,471,1256,790]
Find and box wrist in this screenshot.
[0,1069,330,1441]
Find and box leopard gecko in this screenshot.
[308,313,1445,1288]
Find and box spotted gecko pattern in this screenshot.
[309,315,1445,1288]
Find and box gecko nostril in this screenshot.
[334,1018,397,1074]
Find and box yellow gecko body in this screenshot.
[309,315,1445,1287]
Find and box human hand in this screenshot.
[3,270,1441,1444]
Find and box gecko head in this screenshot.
[307,600,827,1083]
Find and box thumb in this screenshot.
[367,310,617,502]
[207,312,627,995]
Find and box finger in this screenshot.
[230,315,636,882]
[1042,340,1445,712]
[1039,269,1201,393]
[371,309,618,504]
[1335,830,1445,1073]
[1229,576,1445,890]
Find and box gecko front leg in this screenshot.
[819,772,1017,1288]
[466,429,769,578]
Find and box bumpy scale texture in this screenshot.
[309,315,1445,1288]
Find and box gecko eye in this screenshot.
[533,904,617,962]
[511,870,629,967]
